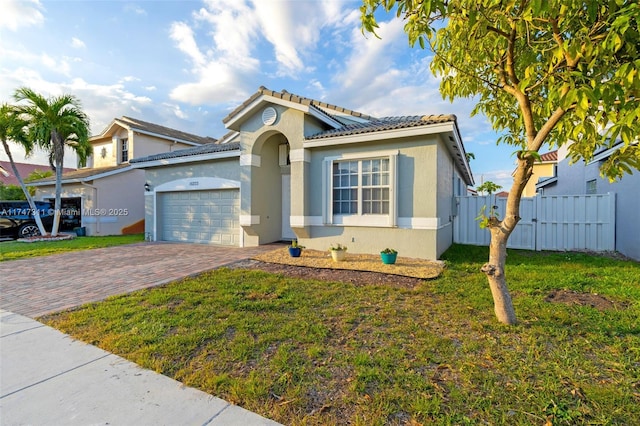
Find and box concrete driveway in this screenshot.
[0,242,279,318]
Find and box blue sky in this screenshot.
[1,0,521,189]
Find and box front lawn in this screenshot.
[43,245,640,425]
[0,234,145,261]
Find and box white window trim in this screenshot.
[322,150,398,227]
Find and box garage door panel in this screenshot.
[159,189,239,245]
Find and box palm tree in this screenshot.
[0,103,48,236]
[13,88,91,236]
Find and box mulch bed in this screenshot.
[228,259,426,289]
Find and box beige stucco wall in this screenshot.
[237,106,310,245]
[130,133,194,160]
[297,228,441,260]
[89,128,196,168]
[522,162,555,197]
[35,170,146,236]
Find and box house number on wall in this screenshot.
[189,181,199,186]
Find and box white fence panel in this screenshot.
[453,196,536,250]
[454,193,616,252]
[536,194,616,251]
[453,196,491,246]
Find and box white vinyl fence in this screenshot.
[454,194,616,252]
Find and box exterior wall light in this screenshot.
[144,182,151,192]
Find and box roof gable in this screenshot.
[94,116,216,146]
[539,150,558,162]
[222,86,372,131]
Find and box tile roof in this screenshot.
[539,150,558,162]
[28,164,131,184]
[222,86,373,125]
[0,161,75,186]
[129,142,240,164]
[306,115,457,140]
[107,116,217,145]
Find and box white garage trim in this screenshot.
[154,177,240,193]
[151,177,241,244]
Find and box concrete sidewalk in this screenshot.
[0,310,281,425]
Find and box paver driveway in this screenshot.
[0,242,279,318]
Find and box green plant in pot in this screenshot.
[380,248,398,264]
[329,243,347,262]
[288,240,304,257]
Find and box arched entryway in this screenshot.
[243,131,294,243]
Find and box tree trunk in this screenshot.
[481,155,535,325]
[1,139,47,235]
[482,225,517,324]
[50,132,65,237]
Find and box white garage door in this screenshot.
[159,189,239,245]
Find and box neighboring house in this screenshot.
[0,161,74,186]
[536,143,639,261]
[28,117,215,235]
[512,150,557,197]
[131,87,474,260]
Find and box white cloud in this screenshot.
[163,103,188,120]
[169,0,355,105]
[169,21,206,67]
[124,3,147,16]
[71,37,86,49]
[0,0,44,31]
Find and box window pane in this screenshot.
[372,159,380,172]
[382,201,389,214]
[381,159,389,171]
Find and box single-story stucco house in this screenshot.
[130,87,474,259]
[536,142,639,261]
[29,116,215,235]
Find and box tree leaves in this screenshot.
[361,0,640,180]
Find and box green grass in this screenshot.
[43,244,640,425]
[0,234,145,261]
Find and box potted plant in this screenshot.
[288,240,304,257]
[380,248,398,264]
[329,243,347,262]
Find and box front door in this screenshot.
[281,174,295,240]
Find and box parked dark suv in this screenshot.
[0,201,54,240]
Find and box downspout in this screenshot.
[81,182,98,235]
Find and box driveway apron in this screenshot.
[0,242,282,426]
[0,242,278,318]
